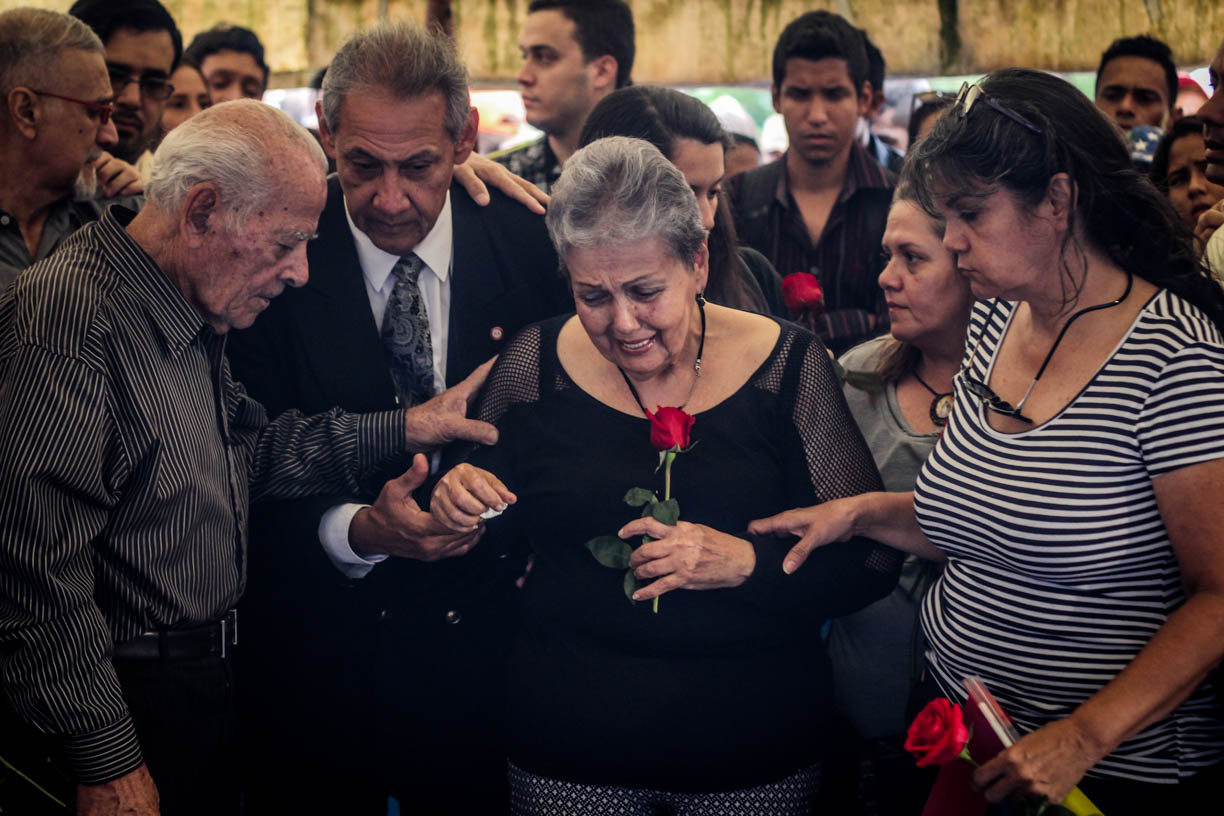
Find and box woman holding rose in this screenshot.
[430,136,899,814]
[752,69,1224,812]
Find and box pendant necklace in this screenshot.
[913,368,954,427]
[618,294,707,414]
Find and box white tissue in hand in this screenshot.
[480,507,504,520]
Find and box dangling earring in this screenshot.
[695,291,707,306]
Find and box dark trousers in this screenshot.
[0,655,237,816]
[114,653,238,816]
[1072,761,1224,813]
[372,610,513,816]
[237,590,517,816]
[815,714,938,816]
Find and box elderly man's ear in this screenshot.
[7,88,40,139]
[183,184,221,245]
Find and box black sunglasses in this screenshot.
[960,374,1035,424]
[952,81,1043,135]
[957,299,1035,424]
[958,273,1132,427]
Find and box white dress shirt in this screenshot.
[318,193,454,578]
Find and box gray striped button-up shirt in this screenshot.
[0,207,406,784]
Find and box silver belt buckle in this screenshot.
[219,609,238,658]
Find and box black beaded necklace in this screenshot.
[618,294,707,415]
[913,369,954,427]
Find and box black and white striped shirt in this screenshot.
[915,291,1224,783]
[0,208,406,784]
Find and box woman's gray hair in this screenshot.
[322,20,470,143]
[147,99,327,227]
[0,8,103,95]
[546,136,706,268]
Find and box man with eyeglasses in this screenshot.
[0,8,141,288]
[69,0,180,166]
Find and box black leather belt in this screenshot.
[113,610,238,661]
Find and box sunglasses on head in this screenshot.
[952,81,1043,134]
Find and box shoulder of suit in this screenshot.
[450,180,549,237]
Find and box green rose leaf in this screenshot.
[623,487,656,507]
[585,536,632,569]
[648,498,680,526]
[623,569,641,602]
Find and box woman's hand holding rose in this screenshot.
[618,517,755,601]
[972,716,1108,807]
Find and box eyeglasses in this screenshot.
[30,90,114,124]
[959,272,1133,426]
[957,299,1037,424]
[953,82,1043,134]
[960,373,1035,424]
[107,66,174,101]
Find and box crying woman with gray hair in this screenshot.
[430,136,899,814]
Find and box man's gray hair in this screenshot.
[546,136,706,267]
[322,20,470,142]
[0,8,103,97]
[147,99,327,226]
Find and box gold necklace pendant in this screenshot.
[931,393,954,426]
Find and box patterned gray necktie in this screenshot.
[382,254,435,407]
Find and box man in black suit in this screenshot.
[226,21,570,816]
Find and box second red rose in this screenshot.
[904,698,970,767]
[781,272,824,317]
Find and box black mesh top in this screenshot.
[459,314,900,791]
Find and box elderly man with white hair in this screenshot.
[0,98,498,816]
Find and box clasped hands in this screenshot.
[351,360,500,561]
[430,464,755,599]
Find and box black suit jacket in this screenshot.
[226,175,568,795]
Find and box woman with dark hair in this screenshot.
[753,68,1224,812]
[579,85,787,317]
[825,173,973,813]
[160,57,211,135]
[1150,115,1224,243]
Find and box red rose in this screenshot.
[781,273,824,316]
[904,698,970,767]
[646,406,695,451]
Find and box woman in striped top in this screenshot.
[752,68,1224,812]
